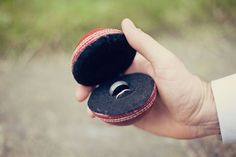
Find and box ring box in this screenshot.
[71,28,157,125]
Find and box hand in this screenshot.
[75,19,220,139]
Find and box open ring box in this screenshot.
[71,28,157,125]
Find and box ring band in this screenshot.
[115,89,132,99]
[109,81,129,96]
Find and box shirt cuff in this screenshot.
[211,74,236,144]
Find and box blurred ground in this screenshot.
[0,54,188,157]
[0,27,236,156]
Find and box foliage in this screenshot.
[0,0,235,58]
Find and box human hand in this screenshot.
[75,18,220,139]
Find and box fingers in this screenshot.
[75,84,92,102]
[87,107,96,118]
[121,18,175,68]
[125,53,155,78]
[75,84,96,118]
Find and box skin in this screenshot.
[75,18,220,139]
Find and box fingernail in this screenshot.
[75,90,83,102]
[123,18,136,29]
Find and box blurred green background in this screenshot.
[0,0,235,58]
[0,0,236,157]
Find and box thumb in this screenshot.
[121,18,176,68]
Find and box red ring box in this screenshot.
[71,28,157,125]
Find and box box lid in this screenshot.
[72,28,136,86]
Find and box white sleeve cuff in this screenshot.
[211,74,236,144]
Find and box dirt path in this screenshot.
[0,31,235,157]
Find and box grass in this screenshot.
[0,0,235,58]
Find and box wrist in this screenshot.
[200,80,220,136]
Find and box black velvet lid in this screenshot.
[72,32,136,86]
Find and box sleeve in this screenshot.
[211,74,236,144]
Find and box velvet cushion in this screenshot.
[88,73,155,116]
[72,32,136,86]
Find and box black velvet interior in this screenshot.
[88,73,155,116]
[72,33,136,86]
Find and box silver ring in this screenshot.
[109,81,129,96]
[115,88,131,99]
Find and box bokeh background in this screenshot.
[0,0,236,156]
